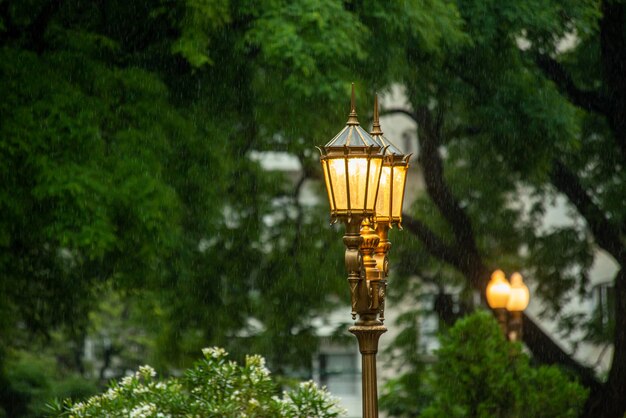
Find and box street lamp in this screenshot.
[485,270,530,342]
[318,85,407,418]
[319,86,385,224]
[318,83,386,319]
[370,94,411,318]
[486,269,511,335]
[507,272,530,342]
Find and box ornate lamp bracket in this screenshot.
[343,218,363,319]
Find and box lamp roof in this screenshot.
[325,125,381,148]
[323,84,381,150]
[370,94,405,157]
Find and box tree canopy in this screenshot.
[0,0,457,414]
[380,1,626,417]
[1,0,625,417]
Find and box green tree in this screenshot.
[4,0,624,417]
[376,0,626,416]
[382,312,587,418]
[0,350,98,418]
[0,0,460,415]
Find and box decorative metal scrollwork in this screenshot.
[379,282,387,323]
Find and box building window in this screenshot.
[593,282,615,329]
[318,353,359,395]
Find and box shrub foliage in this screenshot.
[51,348,345,418]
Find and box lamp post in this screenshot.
[506,272,530,342]
[318,86,408,418]
[485,270,530,342]
[370,94,411,307]
[486,269,511,335]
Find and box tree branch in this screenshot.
[380,107,418,124]
[447,125,481,140]
[549,160,624,264]
[534,53,608,115]
[599,0,626,161]
[417,116,484,288]
[402,214,463,271]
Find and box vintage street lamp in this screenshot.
[506,272,530,342]
[486,269,512,335]
[486,270,530,342]
[318,85,393,418]
[370,94,411,321]
[318,86,385,226]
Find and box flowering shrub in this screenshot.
[51,348,346,417]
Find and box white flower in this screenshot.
[130,402,157,418]
[134,385,150,394]
[138,365,157,378]
[103,388,118,400]
[246,354,271,380]
[201,347,228,359]
[299,380,316,389]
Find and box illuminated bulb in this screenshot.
[486,269,511,309]
[507,272,530,312]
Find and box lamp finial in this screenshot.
[371,93,383,135]
[347,83,359,125]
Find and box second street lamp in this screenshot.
[486,270,530,342]
[370,94,411,313]
[486,269,511,335]
[507,272,530,342]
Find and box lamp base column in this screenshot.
[349,324,387,418]
[494,308,508,337]
[508,310,523,342]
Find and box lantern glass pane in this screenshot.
[486,281,511,309]
[507,286,530,311]
[391,166,408,218]
[328,158,348,210]
[347,158,369,211]
[321,160,335,211]
[375,166,392,218]
[366,158,382,211]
